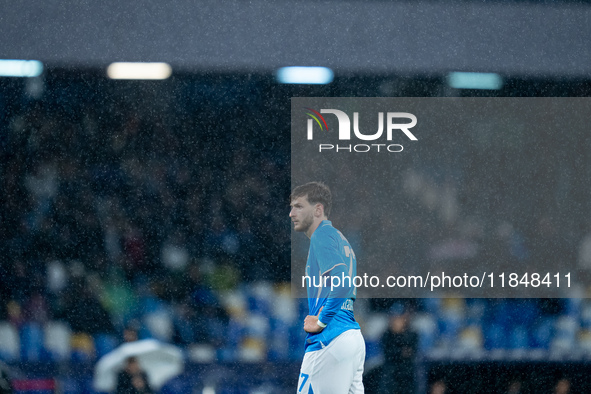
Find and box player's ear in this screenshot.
[315,203,324,218]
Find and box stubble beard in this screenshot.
[296,211,315,233]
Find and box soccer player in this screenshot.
[290,182,365,394]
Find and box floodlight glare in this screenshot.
[276,67,334,84]
[0,60,43,77]
[107,62,172,80]
[448,72,503,90]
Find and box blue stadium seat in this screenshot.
[531,317,554,349]
[423,298,441,315]
[141,295,167,315]
[488,300,510,327]
[288,325,306,361]
[581,302,591,329]
[268,318,289,361]
[565,297,582,317]
[410,313,438,351]
[465,299,486,326]
[484,323,507,350]
[94,333,119,359]
[160,375,192,394]
[508,300,538,327]
[173,315,196,345]
[246,282,273,315]
[60,377,81,394]
[509,325,530,349]
[365,339,382,359]
[20,323,44,362]
[439,311,463,342]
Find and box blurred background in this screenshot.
[2,0,591,393]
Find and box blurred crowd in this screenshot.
[2,75,591,394]
[0,76,291,360]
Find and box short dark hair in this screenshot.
[290,182,332,218]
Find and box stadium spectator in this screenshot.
[506,380,523,394]
[0,362,12,394]
[379,312,418,394]
[116,357,153,394]
[429,380,447,394]
[123,321,141,343]
[554,378,571,394]
[61,275,115,336]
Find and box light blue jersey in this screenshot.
[304,220,360,353]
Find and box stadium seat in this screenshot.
[362,314,389,343]
[550,316,579,352]
[365,339,382,360]
[488,300,510,327]
[288,325,306,361]
[70,333,95,362]
[160,375,192,394]
[267,318,289,361]
[44,321,72,361]
[143,311,174,342]
[457,326,484,352]
[422,298,441,315]
[141,295,167,315]
[219,290,247,319]
[531,317,554,349]
[508,300,538,327]
[509,325,530,350]
[227,317,245,348]
[59,376,81,394]
[94,333,119,358]
[361,313,390,358]
[410,313,438,351]
[465,299,486,326]
[20,322,44,362]
[270,284,296,323]
[388,302,406,316]
[245,314,270,339]
[580,301,591,329]
[238,337,266,362]
[439,302,464,343]
[187,343,216,363]
[247,282,273,315]
[577,329,591,354]
[484,323,507,350]
[173,314,196,345]
[564,297,582,317]
[0,321,20,361]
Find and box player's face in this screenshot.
[289,196,315,233]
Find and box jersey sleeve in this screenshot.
[310,231,350,278]
[311,230,354,326]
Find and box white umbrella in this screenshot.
[93,339,184,392]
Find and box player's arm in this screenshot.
[317,262,350,328]
[304,306,324,333]
[305,234,353,332]
[303,265,350,333]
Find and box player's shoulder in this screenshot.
[311,220,341,243]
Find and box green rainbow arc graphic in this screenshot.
[304,107,329,132]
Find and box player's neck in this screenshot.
[305,217,328,239]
